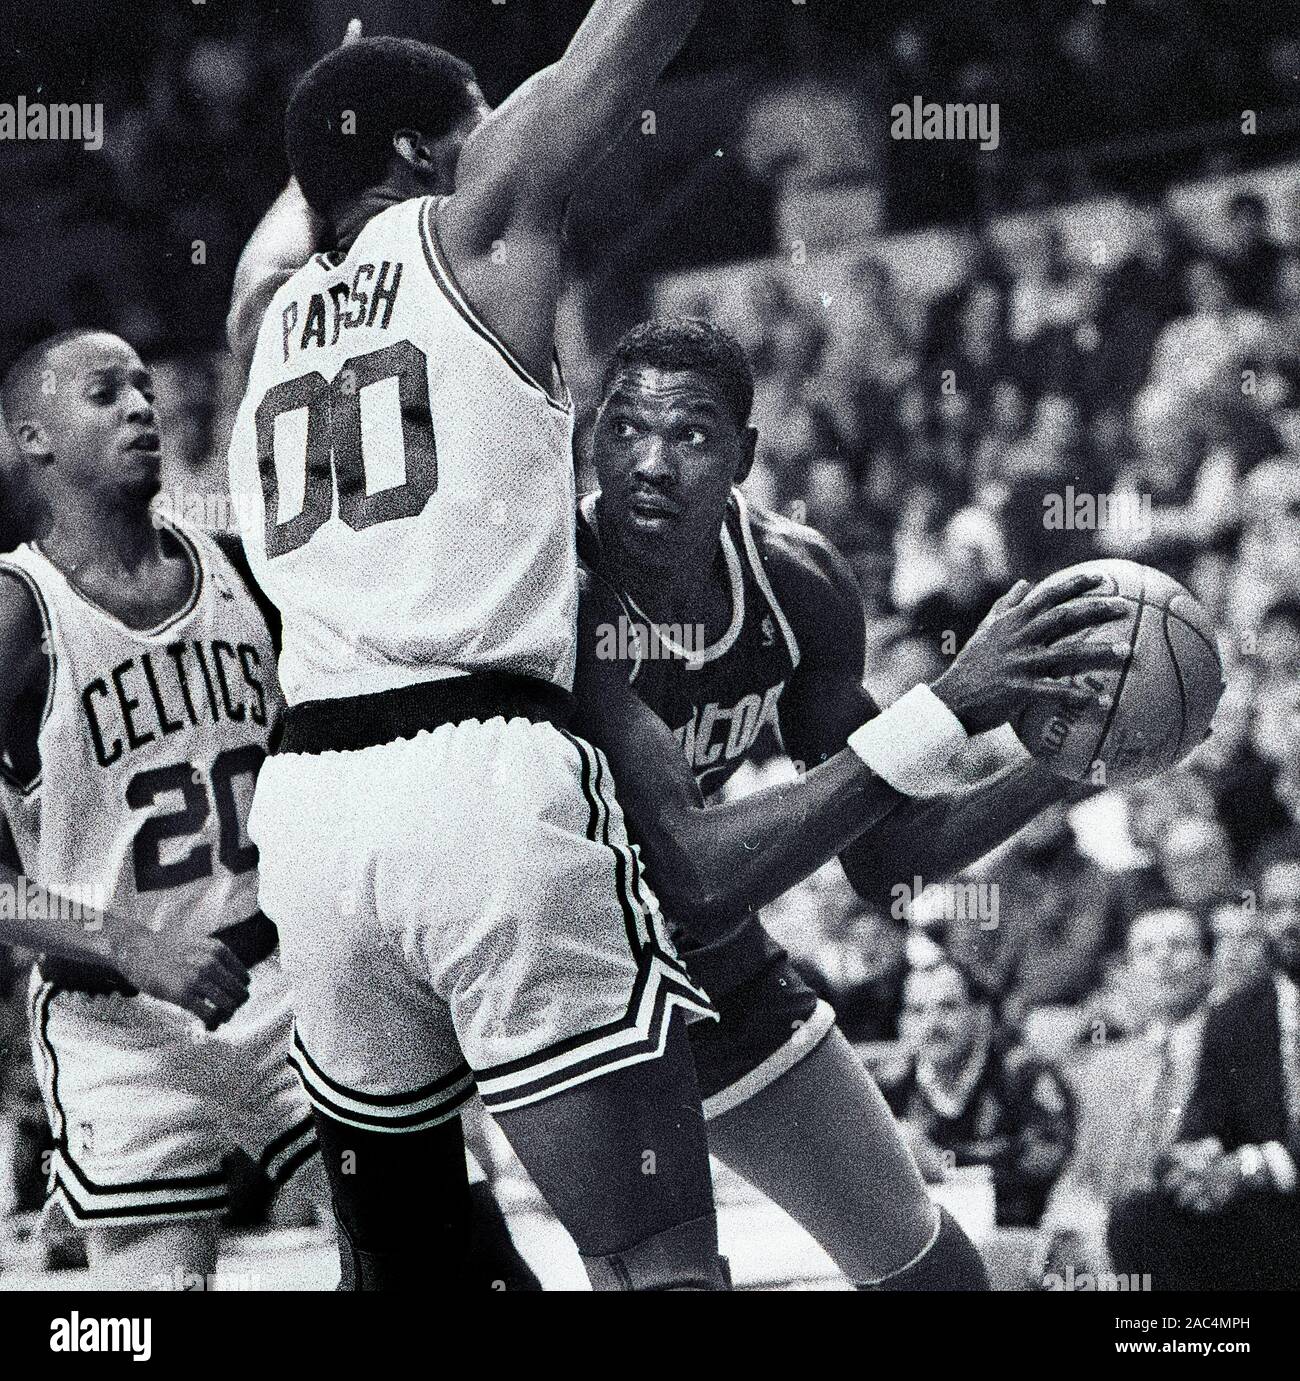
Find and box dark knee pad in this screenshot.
[311,1109,470,1292]
[581,1214,731,1291]
[863,1207,991,1291]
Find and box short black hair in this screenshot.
[1,328,101,438]
[600,318,755,430]
[286,36,479,220]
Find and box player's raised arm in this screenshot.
[453,0,705,225]
[227,177,322,373]
[226,19,362,370]
[0,574,251,1025]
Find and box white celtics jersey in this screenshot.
[227,195,578,706]
[0,523,281,941]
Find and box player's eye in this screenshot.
[613,419,638,439]
[682,427,709,448]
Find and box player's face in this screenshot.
[22,334,161,504]
[593,366,754,573]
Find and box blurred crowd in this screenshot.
[703,176,1300,1287]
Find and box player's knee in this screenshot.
[580,1213,730,1291]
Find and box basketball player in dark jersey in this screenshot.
[569,317,1130,1287]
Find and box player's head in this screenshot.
[592,318,757,574]
[286,36,488,225]
[1,330,161,508]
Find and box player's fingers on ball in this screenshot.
[1026,596,1128,644]
[1022,645,1115,680]
[990,578,1031,616]
[1016,571,1107,620]
[1028,678,1110,711]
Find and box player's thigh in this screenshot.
[436,724,712,1115]
[491,1016,714,1258]
[251,751,474,1128]
[88,1218,221,1290]
[708,1025,935,1280]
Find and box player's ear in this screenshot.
[393,129,437,174]
[734,426,758,485]
[9,419,51,462]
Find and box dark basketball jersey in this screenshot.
[577,488,803,993]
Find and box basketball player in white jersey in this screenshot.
[0,329,326,1288]
[227,14,736,1293]
[224,19,1135,1290]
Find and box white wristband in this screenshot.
[979,722,1034,768]
[848,684,970,798]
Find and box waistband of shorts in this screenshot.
[38,911,278,998]
[279,672,575,754]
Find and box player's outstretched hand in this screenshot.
[111,927,252,1029]
[931,572,1131,735]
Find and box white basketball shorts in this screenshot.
[249,718,715,1128]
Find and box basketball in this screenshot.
[1013,559,1227,786]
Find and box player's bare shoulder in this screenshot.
[742,498,864,638]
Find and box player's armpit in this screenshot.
[451,0,705,228]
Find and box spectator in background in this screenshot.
[928,276,1011,420]
[1220,191,1286,312]
[907,507,1007,664]
[881,958,1075,1228]
[1108,865,1300,1290]
[998,393,1096,579]
[1103,386,1239,586]
[1210,900,1274,1003]
[946,804,1113,1028]
[1006,223,1101,402]
[1149,258,1269,398]
[793,878,908,1044]
[1194,681,1292,870]
[1038,907,1213,1280]
[1152,816,1244,922]
[1228,458,1300,633]
[1092,195,1190,407]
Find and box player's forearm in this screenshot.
[642,750,903,924]
[564,0,705,83]
[0,858,126,967]
[837,759,1065,908]
[227,178,322,359]
[489,0,704,199]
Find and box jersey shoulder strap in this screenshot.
[206,528,282,656]
[728,489,802,671]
